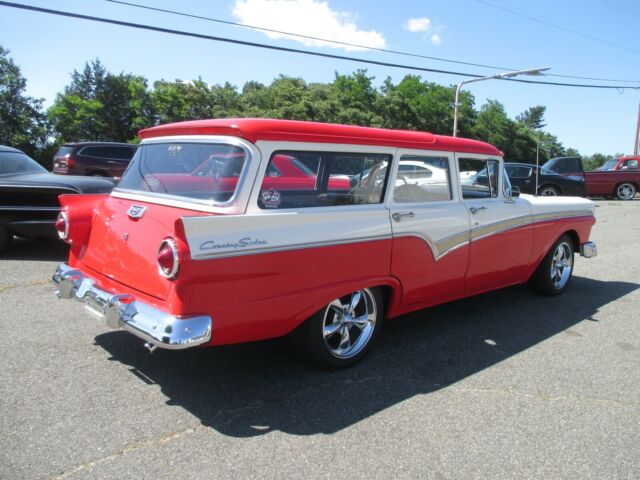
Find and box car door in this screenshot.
[388,150,470,306]
[457,155,533,292]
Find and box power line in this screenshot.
[1,1,638,90]
[471,0,640,55]
[106,0,640,84]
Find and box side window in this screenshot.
[258,151,391,209]
[459,158,499,199]
[622,160,638,170]
[393,155,451,203]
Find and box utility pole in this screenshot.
[634,101,640,156]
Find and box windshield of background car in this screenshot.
[117,143,248,204]
[0,152,47,175]
[599,159,619,171]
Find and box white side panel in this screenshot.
[182,206,392,260]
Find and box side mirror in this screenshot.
[510,186,521,198]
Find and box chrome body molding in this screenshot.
[52,263,212,350]
[190,234,392,261]
[184,208,595,263]
[580,242,598,258]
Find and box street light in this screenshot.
[452,67,550,137]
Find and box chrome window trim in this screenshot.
[247,141,398,214]
[113,135,261,214]
[388,153,454,205]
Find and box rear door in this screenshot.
[457,155,533,292]
[388,150,470,305]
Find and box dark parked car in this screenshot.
[0,145,115,252]
[504,162,586,197]
[52,142,137,178]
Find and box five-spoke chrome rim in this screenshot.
[550,242,573,289]
[617,183,636,200]
[322,289,377,359]
[540,187,557,196]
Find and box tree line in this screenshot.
[0,46,618,170]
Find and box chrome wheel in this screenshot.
[539,186,558,196]
[616,183,636,200]
[550,242,573,290]
[322,289,377,359]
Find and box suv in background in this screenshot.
[52,142,137,179]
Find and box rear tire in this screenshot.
[538,185,560,196]
[616,182,636,200]
[529,234,574,296]
[289,287,384,368]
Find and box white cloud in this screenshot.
[430,34,441,45]
[231,0,386,51]
[404,17,431,33]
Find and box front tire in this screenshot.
[529,234,574,296]
[290,287,384,368]
[616,182,636,200]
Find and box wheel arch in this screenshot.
[286,277,403,335]
[614,181,639,195]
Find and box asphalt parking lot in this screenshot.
[1,200,639,479]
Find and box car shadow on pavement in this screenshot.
[0,237,69,261]
[94,275,638,438]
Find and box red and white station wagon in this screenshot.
[53,119,598,368]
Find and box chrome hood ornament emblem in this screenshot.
[127,205,147,219]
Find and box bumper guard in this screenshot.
[580,241,598,258]
[52,263,212,350]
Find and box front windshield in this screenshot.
[117,142,248,204]
[599,159,619,171]
[540,167,558,176]
[0,151,48,175]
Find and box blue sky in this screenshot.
[2,0,639,156]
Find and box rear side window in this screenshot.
[258,151,391,209]
[505,166,532,178]
[55,146,73,157]
[393,155,451,203]
[117,143,248,204]
[79,146,136,160]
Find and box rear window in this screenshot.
[117,142,248,204]
[258,151,391,209]
[55,146,74,157]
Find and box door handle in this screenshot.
[469,206,487,215]
[392,212,415,222]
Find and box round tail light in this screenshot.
[55,211,69,241]
[157,238,179,279]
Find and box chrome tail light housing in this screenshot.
[157,238,179,279]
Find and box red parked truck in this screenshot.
[544,156,640,200]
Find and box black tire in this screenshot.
[615,182,636,200]
[538,185,560,196]
[528,234,574,296]
[0,226,13,253]
[289,287,384,368]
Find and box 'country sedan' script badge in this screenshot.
[127,205,147,219]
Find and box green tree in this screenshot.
[0,46,49,156]
[378,75,475,135]
[49,59,153,142]
[517,105,547,130]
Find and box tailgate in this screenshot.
[82,197,195,300]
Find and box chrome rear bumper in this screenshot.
[580,241,598,258]
[52,263,212,350]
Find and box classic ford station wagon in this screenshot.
[52,119,598,368]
